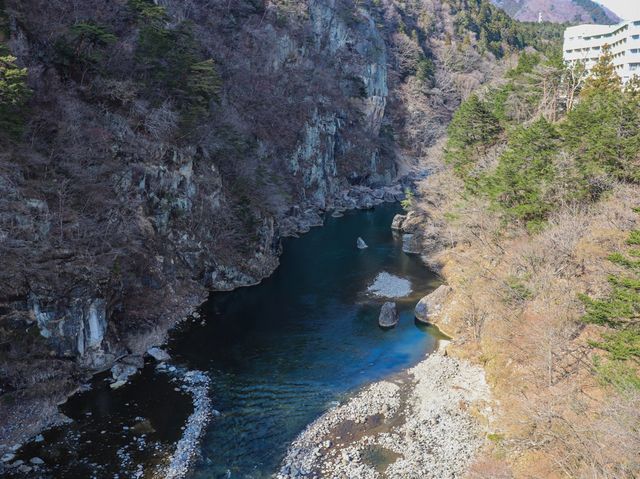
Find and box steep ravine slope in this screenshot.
[399,54,640,477]
[0,0,548,451]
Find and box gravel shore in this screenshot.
[155,366,212,479]
[277,343,491,478]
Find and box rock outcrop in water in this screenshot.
[110,355,144,389]
[391,214,406,231]
[147,347,171,362]
[415,285,452,324]
[378,302,399,328]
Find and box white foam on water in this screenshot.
[367,272,412,298]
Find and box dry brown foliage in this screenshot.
[414,169,640,478]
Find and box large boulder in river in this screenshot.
[402,233,421,254]
[391,214,406,231]
[378,302,399,328]
[147,347,171,362]
[111,355,144,385]
[415,285,452,324]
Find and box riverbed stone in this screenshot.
[415,285,452,324]
[356,237,368,249]
[29,457,44,465]
[147,347,171,362]
[391,214,406,231]
[402,233,420,254]
[111,355,144,383]
[276,352,490,479]
[378,302,399,328]
[110,380,127,390]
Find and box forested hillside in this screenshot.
[407,45,640,477]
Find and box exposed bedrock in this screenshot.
[415,285,452,324]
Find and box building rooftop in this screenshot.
[564,19,640,40]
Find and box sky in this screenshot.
[595,0,640,20]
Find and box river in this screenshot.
[13,203,441,478]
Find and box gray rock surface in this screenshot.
[147,347,171,362]
[378,302,399,328]
[111,355,144,384]
[415,285,452,324]
[391,214,406,231]
[402,233,420,254]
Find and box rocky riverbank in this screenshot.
[277,342,492,479]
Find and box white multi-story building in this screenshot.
[563,19,640,84]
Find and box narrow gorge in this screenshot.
[3,0,638,478]
[1,0,509,452]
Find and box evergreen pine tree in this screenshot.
[444,94,501,178]
[0,55,30,138]
[484,118,559,226]
[581,44,621,97]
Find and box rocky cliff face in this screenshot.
[0,0,515,447]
